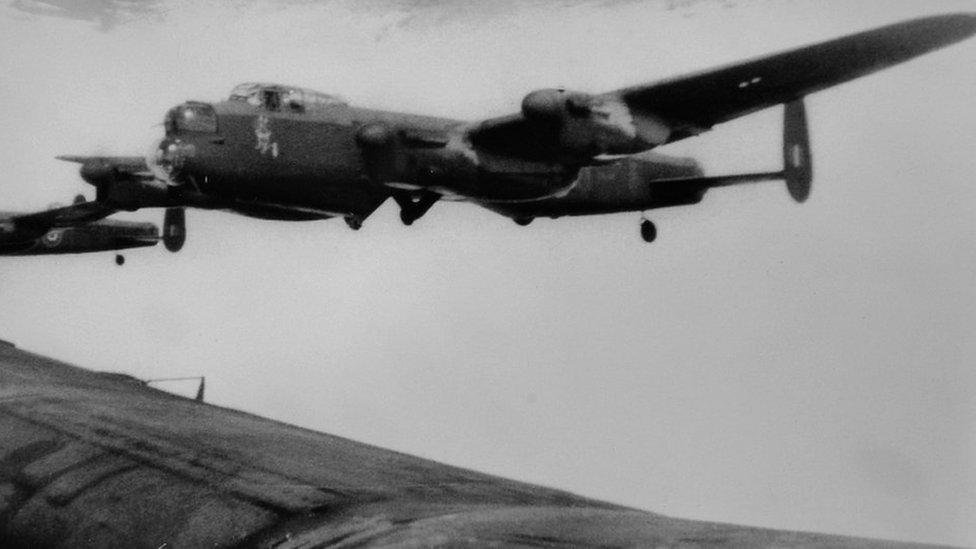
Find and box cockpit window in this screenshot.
[228,82,347,114]
[282,89,305,113]
[261,89,281,111]
[167,103,218,134]
[229,83,262,105]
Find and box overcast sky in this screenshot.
[1,0,974,545]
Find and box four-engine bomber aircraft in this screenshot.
[53,14,975,247]
[0,195,161,264]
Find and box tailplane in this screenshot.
[643,97,814,200]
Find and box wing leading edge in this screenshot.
[9,200,117,230]
[469,13,976,160]
[617,12,976,141]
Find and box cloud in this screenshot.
[7,0,744,34]
[10,0,163,30]
[351,0,747,37]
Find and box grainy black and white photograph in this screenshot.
[0,0,974,547]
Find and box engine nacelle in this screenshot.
[78,160,118,187]
[69,157,174,209]
[355,117,583,202]
[520,88,672,157]
[521,88,596,122]
[101,179,172,211]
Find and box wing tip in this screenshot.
[913,12,976,43]
[56,155,88,164]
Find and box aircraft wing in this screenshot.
[0,342,953,548]
[613,12,976,141]
[10,200,117,231]
[56,155,154,180]
[469,13,976,159]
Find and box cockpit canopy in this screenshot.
[227,82,347,114]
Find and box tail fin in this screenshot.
[783,99,812,203]
[629,97,815,203]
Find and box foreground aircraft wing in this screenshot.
[469,13,976,160]
[0,342,953,548]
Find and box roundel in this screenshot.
[42,230,63,248]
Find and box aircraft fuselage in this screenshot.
[55,14,976,240]
[151,90,583,224]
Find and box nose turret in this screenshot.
[147,136,196,187]
[146,102,217,186]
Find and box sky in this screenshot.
[0,0,974,545]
